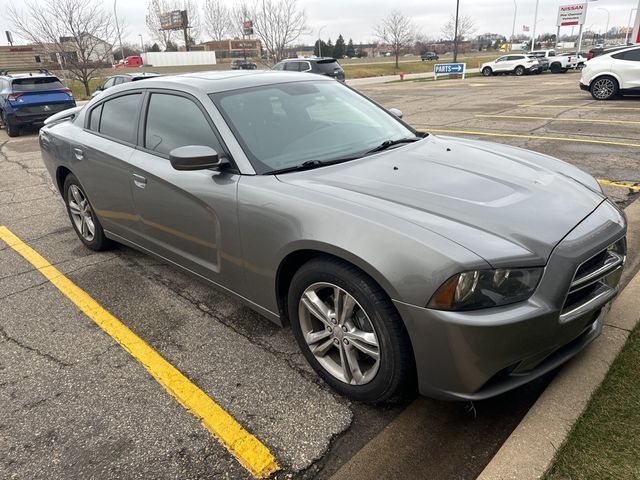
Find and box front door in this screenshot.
[128,91,243,290]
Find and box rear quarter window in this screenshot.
[316,61,341,73]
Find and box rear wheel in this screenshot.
[550,62,562,73]
[63,174,114,251]
[590,76,619,100]
[514,65,525,76]
[1,111,20,137]
[288,257,415,403]
[482,67,492,76]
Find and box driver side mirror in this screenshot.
[169,145,227,171]
[389,108,403,119]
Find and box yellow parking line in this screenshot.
[420,128,640,148]
[518,104,640,111]
[598,179,640,191]
[0,226,278,478]
[476,114,640,126]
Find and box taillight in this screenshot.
[7,92,24,101]
[587,52,593,60]
[58,88,73,97]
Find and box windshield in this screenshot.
[12,77,65,91]
[210,81,414,174]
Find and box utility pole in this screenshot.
[453,0,460,63]
[181,10,190,52]
[114,0,125,62]
[530,0,540,51]
[511,0,518,49]
[597,8,610,44]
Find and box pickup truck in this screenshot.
[528,50,577,73]
[114,56,144,68]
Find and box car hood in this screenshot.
[277,135,605,266]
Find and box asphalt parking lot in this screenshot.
[1,71,638,480]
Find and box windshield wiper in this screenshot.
[365,136,422,154]
[268,157,360,175]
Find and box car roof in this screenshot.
[279,57,337,63]
[1,73,58,80]
[97,70,333,96]
[598,45,639,57]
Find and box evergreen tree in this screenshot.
[333,34,346,59]
[325,38,333,58]
[345,38,355,58]
[150,43,161,52]
[314,39,329,57]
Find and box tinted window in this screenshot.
[144,93,221,156]
[284,62,300,71]
[613,49,640,61]
[11,77,64,92]
[316,61,340,73]
[99,93,141,143]
[89,104,102,131]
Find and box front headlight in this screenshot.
[428,268,543,311]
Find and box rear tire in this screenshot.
[288,256,415,403]
[2,112,20,137]
[482,67,492,77]
[590,76,619,100]
[514,65,525,76]
[63,174,114,251]
[550,63,562,73]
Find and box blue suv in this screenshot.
[0,70,76,137]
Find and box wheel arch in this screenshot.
[275,246,402,326]
[589,72,622,88]
[55,165,73,195]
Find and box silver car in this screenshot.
[39,71,626,403]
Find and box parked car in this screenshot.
[272,57,345,82]
[529,49,576,73]
[481,55,541,76]
[421,52,439,61]
[114,56,144,68]
[40,71,626,403]
[560,52,587,69]
[91,73,162,98]
[231,59,258,70]
[587,45,630,60]
[580,45,640,100]
[0,70,76,137]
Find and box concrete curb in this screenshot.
[477,200,640,480]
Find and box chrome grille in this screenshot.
[560,237,626,323]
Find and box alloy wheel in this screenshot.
[592,78,615,100]
[298,282,380,385]
[67,184,95,242]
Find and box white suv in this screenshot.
[481,55,541,77]
[580,46,640,100]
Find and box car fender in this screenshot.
[589,70,623,87]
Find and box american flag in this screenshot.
[523,25,530,32]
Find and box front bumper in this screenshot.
[580,82,590,91]
[397,200,626,401]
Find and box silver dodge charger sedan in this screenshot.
[39,71,626,403]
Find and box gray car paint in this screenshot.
[39,71,626,399]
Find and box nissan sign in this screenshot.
[557,3,587,27]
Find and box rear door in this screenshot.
[72,92,142,241]
[128,90,242,288]
[611,48,640,89]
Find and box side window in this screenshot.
[144,93,222,156]
[114,77,126,85]
[89,104,103,131]
[99,93,142,144]
[273,62,285,71]
[614,49,640,61]
[284,62,300,71]
[103,78,116,89]
[496,57,506,63]
[300,62,312,72]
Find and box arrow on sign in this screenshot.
[451,65,462,72]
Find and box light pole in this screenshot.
[597,7,610,44]
[114,0,124,63]
[625,8,638,44]
[318,25,326,57]
[510,0,518,48]
[453,0,460,63]
[139,34,144,53]
[530,0,540,51]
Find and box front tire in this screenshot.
[288,257,415,403]
[63,174,114,251]
[590,76,619,100]
[482,67,492,77]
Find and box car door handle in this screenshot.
[73,148,84,160]
[133,174,147,189]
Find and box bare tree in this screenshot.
[441,14,476,42]
[249,0,307,62]
[203,0,232,41]
[8,0,118,97]
[146,0,201,50]
[373,11,416,68]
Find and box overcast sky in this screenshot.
[1,0,638,47]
